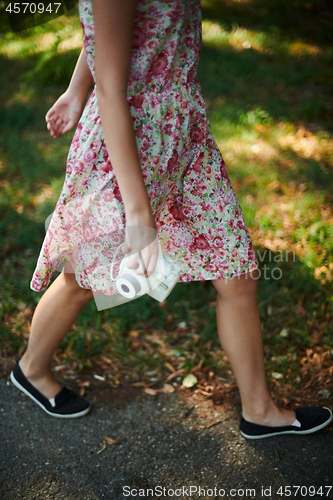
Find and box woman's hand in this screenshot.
[122,209,159,278]
[45,90,84,139]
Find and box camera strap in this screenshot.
[110,243,126,282]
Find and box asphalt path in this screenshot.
[0,377,332,500]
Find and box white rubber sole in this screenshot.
[10,370,91,419]
[240,408,332,439]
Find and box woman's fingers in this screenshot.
[135,252,150,276]
[127,244,159,277]
[61,120,74,134]
[46,112,59,129]
[47,113,70,137]
[45,108,54,121]
[139,253,158,277]
[126,251,140,270]
[122,227,159,277]
[46,114,57,127]
[54,117,64,130]
[147,250,158,276]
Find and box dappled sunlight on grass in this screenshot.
[202,20,272,54]
[0,32,56,58]
[277,125,333,162]
[202,19,328,57]
[57,31,83,52]
[30,184,55,207]
[210,109,333,287]
[0,8,82,59]
[288,42,323,56]
[219,121,333,173]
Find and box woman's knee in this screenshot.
[211,268,258,299]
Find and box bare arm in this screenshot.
[91,0,153,219]
[67,47,94,104]
[46,48,94,138]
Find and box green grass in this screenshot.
[0,1,332,397]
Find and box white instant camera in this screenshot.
[111,248,182,302]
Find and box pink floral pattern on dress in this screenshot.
[30,0,259,297]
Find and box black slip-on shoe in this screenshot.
[10,358,91,418]
[239,406,332,439]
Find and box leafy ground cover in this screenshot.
[0,0,332,413]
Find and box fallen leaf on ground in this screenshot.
[79,381,91,387]
[144,387,159,396]
[199,390,212,397]
[162,383,175,393]
[165,369,185,383]
[129,330,140,337]
[193,359,204,371]
[130,338,151,351]
[182,374,198,388]
[267,180,281,191]
[54,365,67,372]
[105,437,122,445]
[96,441,107,454]
[145,332,166,348]
[279,328,288,338]
[100,355,117,369]
[164,361,176,373]
[198,419,223,429]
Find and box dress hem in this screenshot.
[29,258,259,294]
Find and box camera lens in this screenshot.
[116,273,144,299]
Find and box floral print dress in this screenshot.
[30,0,259,306]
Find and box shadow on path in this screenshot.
[0,378,332,500]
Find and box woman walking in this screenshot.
[11,0,332,438]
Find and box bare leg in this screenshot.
[19,265,94,399]
[211,269,296,426]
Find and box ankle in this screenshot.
[18,357,62,399]
[241,399,277,424]
[242,400,297,427]
[19,354,52,381]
